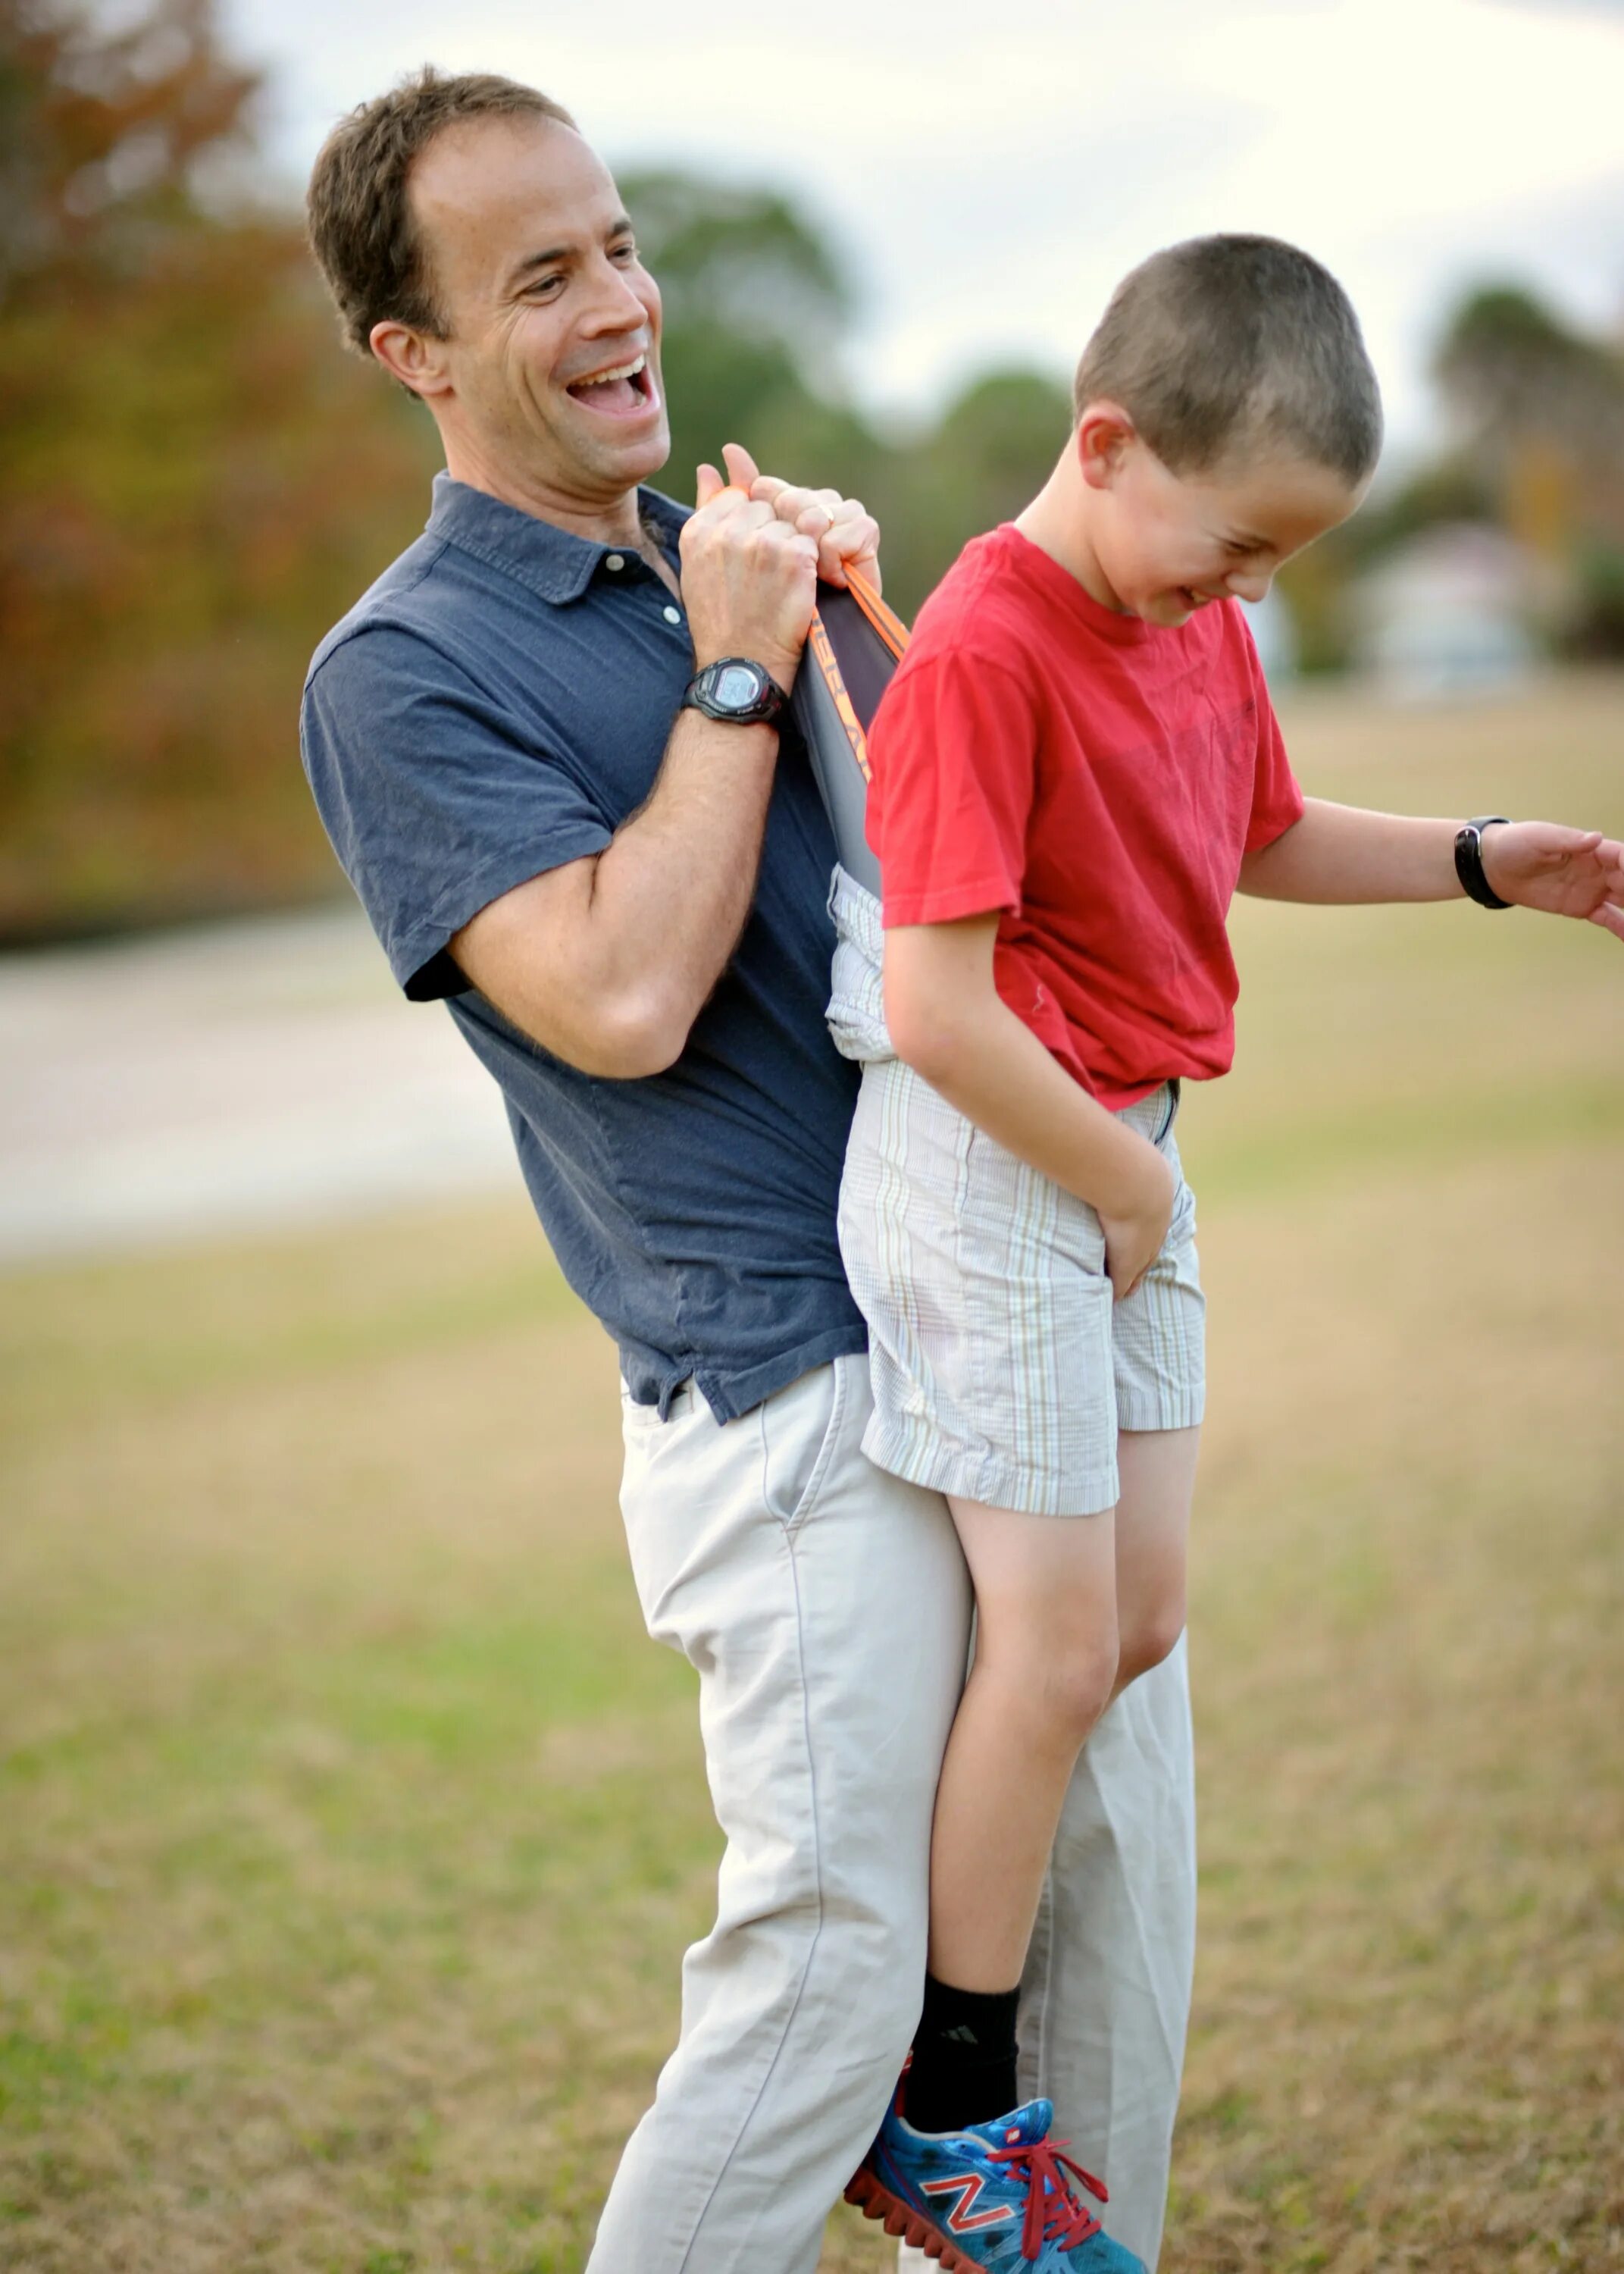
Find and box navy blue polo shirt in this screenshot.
[301,472,865,1420]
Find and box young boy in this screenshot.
[827,234,1624,2274]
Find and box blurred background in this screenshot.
[2,2,1621,2269]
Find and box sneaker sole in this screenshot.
[843,2164,993,2273]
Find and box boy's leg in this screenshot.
[928,1497,1122,1996]
[588,1355,972,2274]
[903,1493,1122,2141]
[1018,1429,1202,2272]
[894,1631,1194,2274]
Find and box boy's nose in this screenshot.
[1225,570,1272,605]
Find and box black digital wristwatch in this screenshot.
[681,658,788,727]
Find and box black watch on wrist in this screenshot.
[681,657,787,727]
[1453,815,1513,910]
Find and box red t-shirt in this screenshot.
[865,524,1304,1107]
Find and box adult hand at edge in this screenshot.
[1480,820,1624,941]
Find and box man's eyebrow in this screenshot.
[505,218,636,289]
[507,245,574,287]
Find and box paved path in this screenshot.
[0,906,516,1264]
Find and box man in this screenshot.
[299,70,1196,2274]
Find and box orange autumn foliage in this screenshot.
[1,0,438,936]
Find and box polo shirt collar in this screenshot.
[426,471,688,607]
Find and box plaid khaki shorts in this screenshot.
[829,866,1205,1517]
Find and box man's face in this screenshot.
[1084,422,1365,628]
[405,115,668,506]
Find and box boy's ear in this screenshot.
[1075,402,1136,492]
[370,319,454,400]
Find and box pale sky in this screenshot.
[227,0,1624,465]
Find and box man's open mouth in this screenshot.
[565,352,657,419]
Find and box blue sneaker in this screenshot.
[845,2094,1145,2272]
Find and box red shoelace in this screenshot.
[986,2135,1109,2258]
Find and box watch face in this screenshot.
[715,663,763,709]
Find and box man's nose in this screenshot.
[581,257,652,334]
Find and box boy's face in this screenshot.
[1077,409,1366,628]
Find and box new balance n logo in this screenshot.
[922,2171,1015,2234]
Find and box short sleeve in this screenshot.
[301,625,613,1000]
[866,652,1040,927]
[1240,629,1304,854]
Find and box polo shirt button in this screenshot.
[605,553,624,572]
[663,604,682,624]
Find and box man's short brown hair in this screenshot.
[306,67,576,357]
[1072,234,1383,486]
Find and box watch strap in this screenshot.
[1453,816,1513,910]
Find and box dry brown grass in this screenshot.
[2,676,1622,2272]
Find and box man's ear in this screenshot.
[1074,402,1136,493]
[370,320,454,400]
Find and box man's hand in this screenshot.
[746,471,881,592]
[1480,821,1624,940]
[681,443,821,692]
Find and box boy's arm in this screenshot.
[884,915,1176,1300]
[1239,800,1624,936]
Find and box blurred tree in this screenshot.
[0,0,256,293]
[0,0,436,938]
[619,169,851,355]
[0,14,1090,935]
[1434,283,1624,651]
[615,173,1077,619]
[619,167,869,510]
[879,369,1072,615]
[1435,287,1624,476]
[1274,287,1624,669]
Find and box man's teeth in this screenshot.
[576,355,645,386]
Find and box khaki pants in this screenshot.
[587,1355,1196,2274]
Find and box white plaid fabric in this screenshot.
[828,866,1205,1516]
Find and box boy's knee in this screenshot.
[1116,1605,1186,1691]
[1034,1640,1120,1747]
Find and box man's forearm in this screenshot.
[451,708,778,1078]
[1239,797,1466,904]
[583,709,779,1042]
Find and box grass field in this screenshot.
[3,677,1622,2273]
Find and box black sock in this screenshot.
[905,1974,1022,2135]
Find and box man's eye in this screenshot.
[610,240,637,262]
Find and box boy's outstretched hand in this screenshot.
[1481,822,1624,939]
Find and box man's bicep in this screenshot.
[302,628,612,1001]
[448,855,596,1047]
[449,855,674,1079]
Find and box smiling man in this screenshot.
[299,70,1198,2274]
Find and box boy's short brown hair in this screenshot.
[306,67,576,358]
[1073,234,1382,486]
